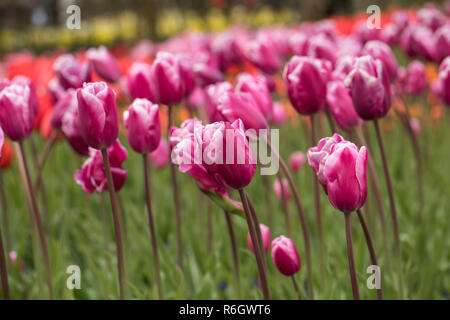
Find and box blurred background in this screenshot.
[0,0,446,53]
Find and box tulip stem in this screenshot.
[245,191,268,272]
[356,209,383,300]
[373,120,403,299]
[17,142,53,299]
[168,106,183,269]
[0,173,10,252]
[101,148,126,300]
[310,114,325,288]
[291,276,302,300]
[143,154,163,299]
[34,129,58,191]
[344,212,359,300]
[325,108,337,134]
[265,138,314,299]
[276,170,291,236]
[224,211,241,299]
[0,221,10,299]
[238,189,270,300]
[355,127,393,279]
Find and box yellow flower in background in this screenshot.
[207,9,228,31]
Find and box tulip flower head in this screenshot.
[127,62,154,101]
[61,106,89,156]
[51,89,77,130]
[123,98,161,154]
[150,52,183,105]
[362,40,398,80]
[149,138,169,169]
[247,224,271,254]
[438,56,450,106]
[398,61,427,95]
[273,178,291,201]
[76,81,119,150]
[235,73,273,120]
[271,236,301,276]
[308,134,368,213]
[289,151,306,173]
[271,102,288,125]
[245,36,281,74]
[87,46,121,83]
[54,54,91,90]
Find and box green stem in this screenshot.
[344,212,359,300]
[224,211,240,299]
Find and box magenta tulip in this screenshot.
[438,56,450,106]
[271,102,288,125]
[284,56,330,115]
[307,34,337,67]
[76,81,119,150]
[127,62,154,101]
[205,82,232,122]
[271,236,301,276]
[87,46,121,83]
[344,55,391,120]
[51,89,77,130]
[149,138,170,169]
[60,106,90,156]
[247,224,271,254]
[235,73,273,120]
[0,82,34,141]
[362,40,398,80]
[308,134,368,212]
[48,77,66,105]
[289,151,306,173]
[326,80,363,131]
[433,25,450,63]
[123,98,160,154]
[410,118,421,136]
[417,6,443,31]
[177,54,196,97]
[54,54,91,89]
[74,139,128,194]
[150,52,183,105]
[273,178,291,201]
[245,36,281,74]
[398,61,427,95]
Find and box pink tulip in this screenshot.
[60,106,89,156]
[284,56,330,115]
[245,36,281,74]
[187,87,205,110]
[205,82,232,122]
[398,61,427,95]
[5,76,39,116]
[54,54,91,89]
[76,81,119,149]
[273,178,291,201]
[177,54,196,97]
[271,236,301,276]
[271,102,288,125]
[0,127,4,156]
[417,6,443,31]
[0,82,35,141]
[48,77,66,105]
[307,34,337,67]
[326,80,363,131]
[410,118,421,136]
[247,224,271,254]
[192,59,224,88]
[211,31,245,70]
[235,73,273,120]
[308,134,368,212]
[8,251,17,265]
[400,24,436,61]
[149,138,169,169]
[74,139,128,194]
[433,25,450,63]
[362,40,398,80]
[438,56,450,106]
[203,119,256,190]
[150,52,183,105]
[51,89,77,130]
[289,151,306,173]
[87,46,121,83]
[123,98,160,154]
[127,62,154,101]
[344,55,391,120]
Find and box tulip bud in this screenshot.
[150,52,183,105]
[74,139,128,194]
[271,236,301,276]
[247,224,271,254]
[61,106,89,156]
[76,81,119,149]
[205,82,232,123]
[289,151,306,173]
[284,56,330,115]
[127,62,154,101]
[87,46,121,83]
[273,178,291,201]
[245,36,281,74]
[0,82,35,141]
[177,54,196,97]
[271,102,288,125]
[410,118,421,136]
[417,6,443,31]
[362,40,398,80]
[344,55,391,120]
[432,25,450,63]
[308,34,337,67]
[123,98,161,154]
[48,78,66,105]
[399,61,427,95]
[51,89,77,130]
[326,80,363,131]
[438,56,450,106]
[54,54,91,89]
[308,134,368,212]
[235,73,273,120]
[149,138,169,169]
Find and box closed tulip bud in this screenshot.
[61,106,89,156]
[127,62,154,101]
[87,46,121,83]
[433,25,450,63]
[177,54,196,97]
[192,60,224,88]
[326,80,363,131]
[205,82,232,123]
[150,52,183,105]
[247,224,271,254]
[217,90,269,131]
[54,54,91,89]
[75,139,128,194]
[124,98,160,154]
[245,36,281,74]
[235,73,273,120]
[76,81,119,149]
[362,40,398,80]
[308,134,368,212]
[438,56,450,106]
[149,138,169,169]
[344,55,391,120]
[211,31,245,71]
[48,78,66,105]
[284,56,330,115]
[51,89,77,130]
[8,76,38,117]
[400,24,436,61]
[308,34,337,67]
[203,119,256,190]
[399,61,427,95]
[273,178,291,201]
[410,118,421,136]
[289,151,306,173]
[0,82,35,141]
[271,236,301,276]
[271,102,288,125]
[418,6,443,31]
